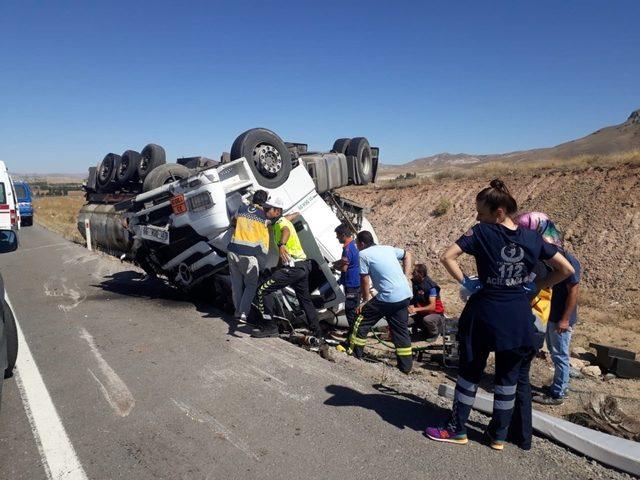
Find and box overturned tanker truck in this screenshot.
[77,128,379,329]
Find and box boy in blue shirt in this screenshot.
[333,224,360,341]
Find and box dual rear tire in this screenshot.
[96,144,167,193]
[333,137,373,185]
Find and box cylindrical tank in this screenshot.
[77,203,133,255]
[299,153,349,194]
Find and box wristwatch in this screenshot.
[278,243,285,247]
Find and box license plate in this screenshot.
[139,225,170,244]
[171,194,187,215]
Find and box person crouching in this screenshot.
[408,263,445,341]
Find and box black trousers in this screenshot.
[350,297,413,373]
[507,347,537,449]
[344,286,361,331]
[256,261,322,337]
[448,343,536,442]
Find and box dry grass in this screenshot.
[432,198,452,217]
[376,177,423,190]
[428,149,640,182]
[375,149,640,188]
[33,196,86,243]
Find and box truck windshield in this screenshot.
[15,184,27,200]
[0,183,5,204]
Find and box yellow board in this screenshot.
[531,287,553,327]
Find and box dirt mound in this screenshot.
[341,162,640,344]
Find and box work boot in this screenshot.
[251,323,279,338]
[532,393,564,405]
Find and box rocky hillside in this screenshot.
[341,162,640,326]
[382,108,640,175]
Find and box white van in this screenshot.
[0,162,20,231]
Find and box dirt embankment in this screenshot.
[341,163,640,350]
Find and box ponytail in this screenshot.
[476,178,518,215]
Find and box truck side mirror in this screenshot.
[0,230,18,253]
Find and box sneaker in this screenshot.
[569,367,583,379]
[251,327,279,338]
[425,427,468,445]
[485,432,505,451]
[532,394,564,406]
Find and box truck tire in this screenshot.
[142,164,192,192]
[138,144,166,181]
[3,299,18,379]
[346,137,373,185]
[96,153,122,192]
[230,128,292,188]
[117,150,141,184]
[332,138,351,154]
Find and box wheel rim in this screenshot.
[253,143,282,177]
[140,157,149,174]
[99,160,111,183]
[163,175,182,185]
[360,148,371,175]
[119,158,129,177]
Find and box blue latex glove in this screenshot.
[460,276,483,295]
[523,281,538,296]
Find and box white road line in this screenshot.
[8,295,89,480]
[79,328,135,417]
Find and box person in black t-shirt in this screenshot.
[425,179,575,451]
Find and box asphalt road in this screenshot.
[0,226,628,479]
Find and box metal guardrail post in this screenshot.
[84,219,92,251]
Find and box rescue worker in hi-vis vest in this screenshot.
[252,197,323,340]
[425,179,575,451]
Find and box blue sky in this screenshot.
[1,0,639,173]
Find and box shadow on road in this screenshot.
[324,384,485,441]
[94,270,252,337]
[94,271,186,301]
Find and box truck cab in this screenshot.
[78,128,379,328]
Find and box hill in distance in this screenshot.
[12,173,86,184]
[382,108,640,174]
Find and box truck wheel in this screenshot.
[230,128,292,188]
[3,299,18,379]
[96,153,122,193]
[117,150,141,184]
[138,144,166,181]
[346,137,373,185]
[142,164,192,192]
[332,138,351,154]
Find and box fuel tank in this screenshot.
[77,203,133,255]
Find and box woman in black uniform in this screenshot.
[425,179,575,450]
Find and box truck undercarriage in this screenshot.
[77,128,379,330]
